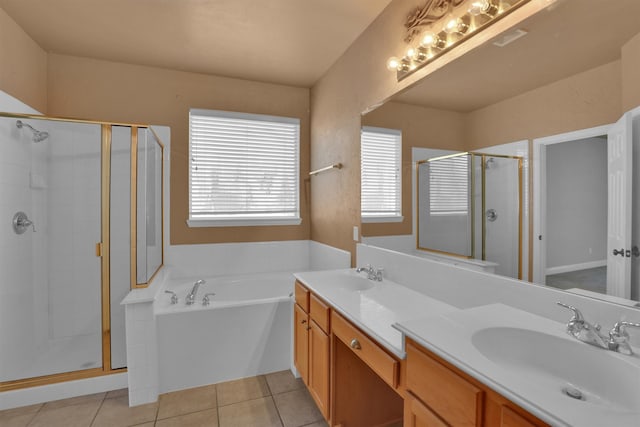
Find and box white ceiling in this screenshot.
[0,0,393,87]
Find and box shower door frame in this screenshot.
[0,112,164,392]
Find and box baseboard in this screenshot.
[546,259,606,276]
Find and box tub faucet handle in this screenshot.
[202,293,216,306]
[164,290,178,305]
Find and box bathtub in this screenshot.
[155,271,295,393]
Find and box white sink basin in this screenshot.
[331,271,375,291]
[472,326,640,412]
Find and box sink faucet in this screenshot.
[608,321,640,355]
[186,279,205,305]
[557,302,608,349]
[355,265,383,281]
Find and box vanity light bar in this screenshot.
[388,0,531,81]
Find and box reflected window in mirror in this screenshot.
[361,127,402,222]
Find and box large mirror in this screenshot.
[361,0,640,305]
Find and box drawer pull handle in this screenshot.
[301,319,307,324]
[350,339,361,350]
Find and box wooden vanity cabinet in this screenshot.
[405,339,548,427]
[294,281,331,420]
[308,293,331,419]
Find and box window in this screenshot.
[360,127,402,222]
[428,154,469,215]
[188,109,300,227]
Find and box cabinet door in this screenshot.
[294,303,309,384]
[404,392,448,427]
[501,406,541,427]
[309,320,330,420]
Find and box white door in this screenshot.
[606,112,633,298]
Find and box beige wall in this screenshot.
[622,32,640,112]
[361,102,466,236]
[47,54,310,245]
[466,61,623,150]
[0,8,47,112]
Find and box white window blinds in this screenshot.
[361,127,402,219]
[428,154,469,215]
[189,109,300,224]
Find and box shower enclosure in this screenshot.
[417,152,523,279]
[0,113,164,391]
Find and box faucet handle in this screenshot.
[202,293,216,306]
[610,321,640,338]
[557,302,584,323]
[164,290,178,304]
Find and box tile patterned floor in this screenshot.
[0,370,328,427]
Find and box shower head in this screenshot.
[16,120,49,142]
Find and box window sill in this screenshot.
[361,215,404,224]
[187,217,302,228]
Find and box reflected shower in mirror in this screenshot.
[417,152,522,279]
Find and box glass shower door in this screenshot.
[0,117,103,383]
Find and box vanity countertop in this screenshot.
[396,303,640,427]
[293,269,456,358]
[295,268,640,427]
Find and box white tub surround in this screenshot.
[120,240,349,406]
[121,266,169,406]
[395,304,640,427]
[166,240,350,279]
[293,269,455,358]
[156,271,296,393]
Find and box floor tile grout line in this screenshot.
[270,394,286,427]
[215,383,220,426]
[88,395,107,427]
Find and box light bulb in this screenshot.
[405,47,416,59]
[443,15,469,35]
[420,31,445,50]
[386,57,400,71]
[468,0,498,17]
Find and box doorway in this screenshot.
[533,125,611,296]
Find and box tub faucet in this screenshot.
[186,279,205,305]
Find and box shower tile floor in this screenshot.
[0,370,328,427]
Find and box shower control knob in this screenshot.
[12,212,35,234]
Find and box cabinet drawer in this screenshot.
[310,293,330,333]
[331,311,399,388]
[407,341,483,427]
[295,281,310,312]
